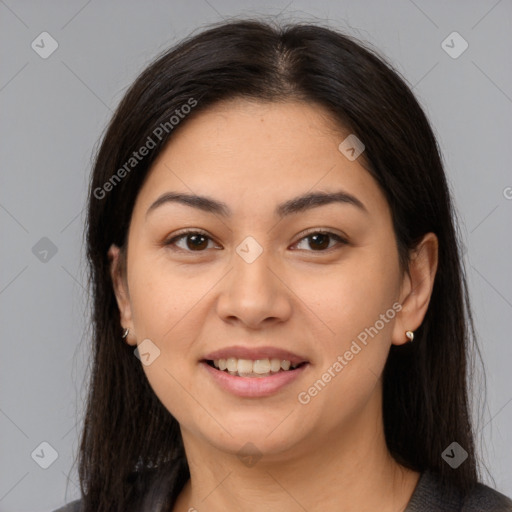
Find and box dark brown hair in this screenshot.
[76,18,484,511]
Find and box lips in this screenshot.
[200,345,310,396]
[200,359,309,397]
[202,346,309,366]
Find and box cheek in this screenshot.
[306,249,399,346]
[299,246,400,414]
[128,251,209,338]
[296,271,396,427]
[126,256,207,422]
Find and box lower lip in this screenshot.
[200,361,308,398]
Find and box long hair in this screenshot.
[78,18,483,511]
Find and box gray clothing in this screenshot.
[53,470,512,511]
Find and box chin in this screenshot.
[197,416,308,457]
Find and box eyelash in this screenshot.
[164,229,348,254]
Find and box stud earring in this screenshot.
[122,328,129,340]
[405,330,414,342]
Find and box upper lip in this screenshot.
[203,346,309,366]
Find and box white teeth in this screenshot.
[270,358,281,372]
[211,357,301,375]
[237,359,253,376]
[253,359,271,374]
[226,357,237,372]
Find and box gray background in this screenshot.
[1,0,511,510]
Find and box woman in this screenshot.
[55,19,512,512]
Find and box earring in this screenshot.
[122,328,129,340]
[405,330,414,342]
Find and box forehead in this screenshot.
[133,99,390,222]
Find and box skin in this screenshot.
[109,99,438,511]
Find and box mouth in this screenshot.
[200,356,310,398]
[204,358,308,378]
[200,346,310,396]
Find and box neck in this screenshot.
[174,390,420,512]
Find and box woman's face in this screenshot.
[110,99,429,461]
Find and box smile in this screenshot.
[201,359,309,398]
[207,357,303,377]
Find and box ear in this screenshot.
[108,244,137,346]
[391,232,439,346]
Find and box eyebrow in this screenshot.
[146,189,369,219]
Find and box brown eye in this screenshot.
[294,231,347,252]
[165,231,217,252]
[184,233,209,251]
[165,230,347,254]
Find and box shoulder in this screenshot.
[52,499,82,512]
[406,470,512,512]
[51,458,189,511]
[461,482,512,511]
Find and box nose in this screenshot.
[215,243,293,330]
